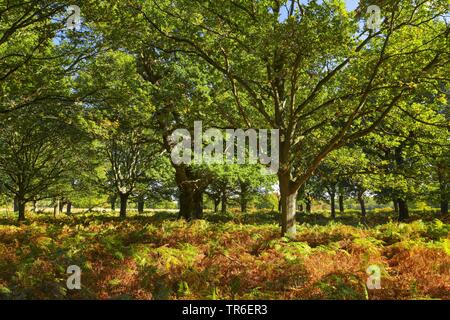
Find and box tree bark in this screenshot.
[67,201,72,215]
[393,198,398,213]
[53,200,59,218]
[221,190,227,214]
[397,198,409,221]
[59,201,65,213]
[240,198,247,213]
[239,182,249,213]
[110,195,116,211]
[330,191,336,220]
[178,186,194,220]
[137,197,144,214]
[338,194,344,214]
[213,198,220,213]
[18,200,26,221]
[119,193,129,218]
[13,196,19,212]
[193,191,203,219]
[279,172,297,236]
[358,192,366,224]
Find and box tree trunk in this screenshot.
[137,198,144,214]
[178,186,194,220]
[13,196,19,212]
[67,201,72,215]
[221,191,227,214]
[279,172,297,236]
[53,200,59,218]
[358,193,366,224]
[330,191,336,220]
[213,198,220,213]
[18,200,26,222]
[393,198,398,213]
[239,182,249,213]
[397,198,409,221]
[193,191,203,219]
[59,201,65,213]
[119,193,129,218]
[111,195,116,211]
[338,194,344,214]
[240,197,247,213]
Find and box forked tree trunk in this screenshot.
[119,193,129,218]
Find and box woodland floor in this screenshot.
[0,210,449,300]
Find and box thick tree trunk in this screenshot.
[221,191,227,214]
[67,201,72,215]
[18,200,26,222]
[279,172,297,236]
[59,201,65,213]
[178,186,194,220]
[193,191,203,219]
[397,198,409,221]
[393,198,398,213]
[13,196,19,212]
[137,198,144,214]
[330,191,336,220]
[119,193,129,218]
[338,194,344,214]
[358,193,366,224]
